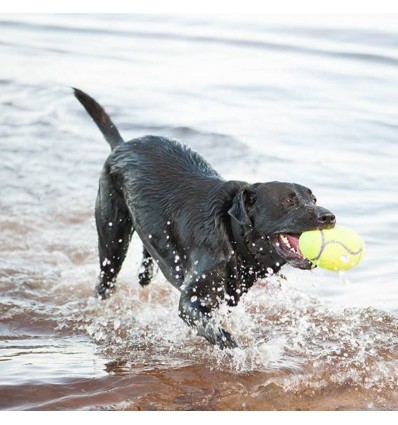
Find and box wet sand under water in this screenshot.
[3,361,398,411]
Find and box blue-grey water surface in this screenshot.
[1,14,398,410]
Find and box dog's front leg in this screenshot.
[178,273,238,350]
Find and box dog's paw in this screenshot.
[215,328,239,350]
[95,279,115,300]
[138,271,152,286]
[197,322,239,350]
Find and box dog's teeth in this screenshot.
[280,235,291,248]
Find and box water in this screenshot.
[1,14,398,410]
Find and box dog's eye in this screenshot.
[282,196,297,207]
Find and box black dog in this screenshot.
[74,89,336,349]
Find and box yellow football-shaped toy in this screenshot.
[298,225,365,271]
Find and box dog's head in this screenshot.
[228,181,336,270]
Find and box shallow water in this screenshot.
[1,14,398,410]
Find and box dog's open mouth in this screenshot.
[271,233,313,270]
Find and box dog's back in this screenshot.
[73,87,220,181]
[109,135,222,188]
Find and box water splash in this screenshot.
[47,267,398,400]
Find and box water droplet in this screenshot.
[113,319,121,330]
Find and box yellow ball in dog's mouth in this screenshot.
[298,225,365,271]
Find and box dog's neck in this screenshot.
[230,217,258,268]
[230,217,284,280]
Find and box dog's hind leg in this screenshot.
[95,170,134,299]
[138,247,154,287]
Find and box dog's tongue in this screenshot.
[272,233,312,270]
[286,234,300,251]
[278,233,302,256]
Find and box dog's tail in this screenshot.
[73,88,124,150]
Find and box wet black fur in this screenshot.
[74,88,336,349]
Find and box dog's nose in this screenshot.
[316,210,336,227]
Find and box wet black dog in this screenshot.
[74,89,336,349]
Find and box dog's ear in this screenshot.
[228,187,256,228]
